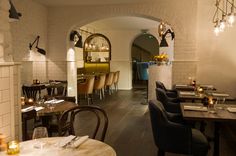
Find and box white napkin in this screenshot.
[180,91,196,96]
[71,136,89,148]
[184,105,208,111]
[176,84,188,87]
[34,106,44,111]
[227,107,236,113]
[212,93,229,97]
[21,106,34,112]
[58,135,76,147]
[44,99,64,104]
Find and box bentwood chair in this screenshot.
[156,88,181,113]
[58,105,108,142]
[77,76,95,105]
[93,74,106,100]
[149,100,208,156]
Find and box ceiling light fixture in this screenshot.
[29,36,46,55]
[9,0,22,22]
[213,0,236,36]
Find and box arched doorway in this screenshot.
[131,32,159,89]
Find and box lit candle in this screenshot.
[28,98,34,104]
[208,96,214,105]
[7,141,20,155]
[197,87,203,92]
[20,97,25,105]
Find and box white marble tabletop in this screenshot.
[0,137,116,156]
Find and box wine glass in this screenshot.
[32,127,48,149]
[32,127,48,139]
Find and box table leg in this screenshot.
[214,122,220,156]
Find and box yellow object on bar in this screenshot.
[7,141,20,155]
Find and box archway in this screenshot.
[131,32,159,89]
[66,16,175,100]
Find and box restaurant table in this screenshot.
[180,103,236,156]
[22,101,77,137]
[0,137,116,156]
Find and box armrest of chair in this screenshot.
[166,112,184,124]
[164,101,181,113]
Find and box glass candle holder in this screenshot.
[28,98,34,104]
[7,141,20,155]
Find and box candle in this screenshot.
[20,97,25,105]
[197,87,203,93]
[7,141,20,155]
[208,96,214,105]
[28,98,33,103]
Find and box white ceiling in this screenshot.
[81,16,160,31]
[33,0,155,7]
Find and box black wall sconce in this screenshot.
[9,0,22,21]
[160,29,175,47]
[29,36,46,55]
[70,30,83,48]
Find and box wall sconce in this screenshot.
[29,36,46,55]
[9,0,22,22]
[159,29,175,47]
[69,30,83,48]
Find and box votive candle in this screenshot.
[7,141,20,155]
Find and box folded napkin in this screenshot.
[71,135,89,148]
[58,135,76,147]
[21,106,34,112]
[184,105,208,111]
[212,93,229,97]
[200,84,214,88]
[180,91,196,96]
[34,106,44,111]
[176,84,188,87]
[227,107,236,113]
[44,99,64,104]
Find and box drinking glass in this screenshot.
[32,127,48,139]
[32,127,48,149]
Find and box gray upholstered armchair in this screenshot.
[148,100,208,156]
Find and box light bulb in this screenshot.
[219,20,226,32]
[228,14,235,27]
[214,26,220,36]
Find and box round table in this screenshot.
[1,137,116,156]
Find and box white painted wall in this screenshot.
[196,0,236,97]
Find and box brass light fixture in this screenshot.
[29,36,46,55]
[69,30,83,48]
[213,0,236,36]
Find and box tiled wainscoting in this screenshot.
[0,63,21,141]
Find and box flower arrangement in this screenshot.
[153,53,169,65]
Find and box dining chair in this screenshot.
[156,81,178,98]
[22,85,44,101]
[77,76,95,105]
[93,74,106,100]
[156,88,181,113]
[104,72,114,95]
[58,105,108,142]
[113,71,120,92]
[148,100,208,156]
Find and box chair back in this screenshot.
[156,81,167,91]
[22,85,43,101]
[113,71,120,84]
[58,105,108,142]
[105,72,114,86]
[78,76,95,95]
[94,74,106,90]
[156,88,169,104]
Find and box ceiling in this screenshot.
[33,0,155,7]
[81,16,160,31]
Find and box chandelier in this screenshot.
[213,0,236,36]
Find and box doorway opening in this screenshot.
[131,32,159,89]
